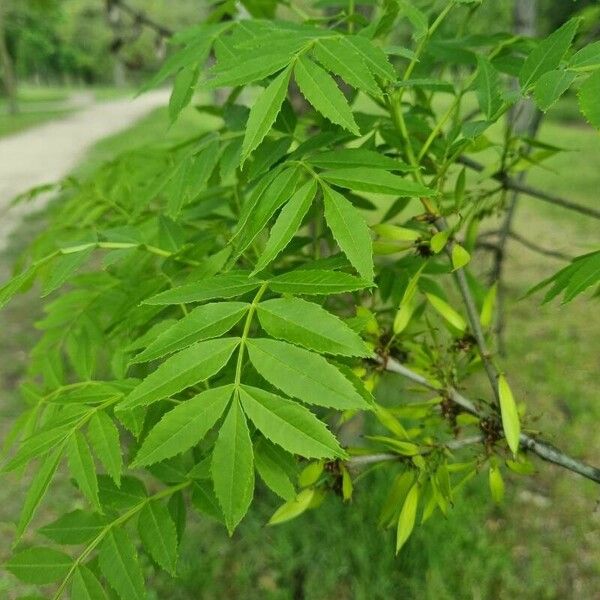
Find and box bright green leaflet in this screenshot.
[257,296,370,356]
[519,18,579,89]
[242,67,292,163]
[132,385,234,467]
[475,56,502,120]
[498,375,521,455]
[569,40,600,71]
[40,510,108,545]
[253,179,317,274]
[313,37,381,98]
[144,272,260,305]
[294,54,360,135]
[132,302,248,363]
[118,337,240,411]
[99,529,146,600]
[253,438,296,501]
[138,500,179,574]
[308,148,411,171]
[211,398,255,533]
[71,565,109,600]
[67,431,101,511]
[233,167,302,259]
[533,69,576,112]
[246,337,368,410]
[396,483,419,554]
[14,446,63,539]
[6,546,71,585]
[321,167,431,196]
[87,412,122,486]
[240,385,345,458]
[268,269,370,295]
[578,70,600,129]
[322,184,374,282]
[206,53,291,88]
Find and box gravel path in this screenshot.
[0,89,170,250]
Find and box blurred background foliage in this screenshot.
[1,0,204,87]
[1,0,599,88]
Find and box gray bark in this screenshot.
[493,0,541,353]
[0,3,18,115]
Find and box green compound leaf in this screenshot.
[132,385,233,467]
[246,338,368,410]
[257,297,370,356]
[118,338,240,411]
[294,54,360,135]
[240,385,345,458]
[211,398,255,533]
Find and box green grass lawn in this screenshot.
[0,100,598,599]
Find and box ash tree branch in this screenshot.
[506,231,573,261]
[433,215,501,400]
[476,232,573,262]
[108,0,174,38]
[347,436,484,468]
[430,218,600,484]
[379,355,600,485]
[458,155,600,221]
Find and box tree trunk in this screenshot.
[0,3,18,115]
[493,0,541,353]
[509,0,539,132]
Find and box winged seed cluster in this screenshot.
[1,3,599,597]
